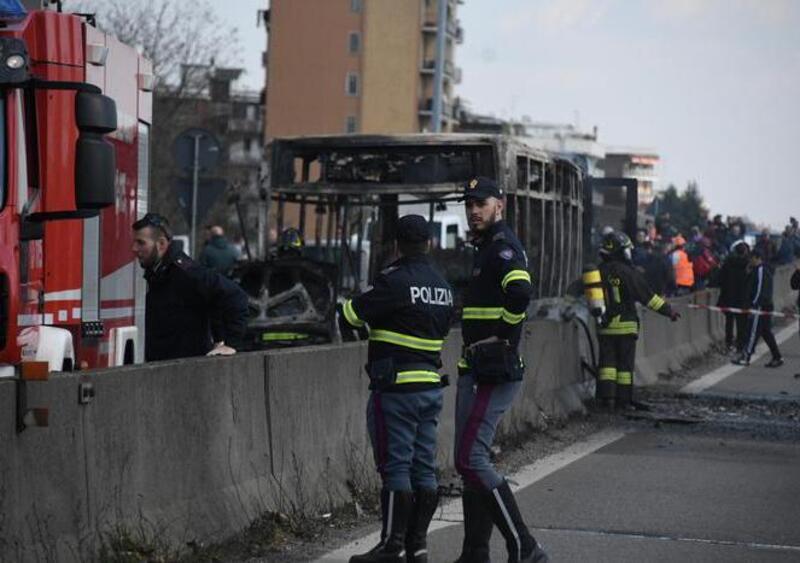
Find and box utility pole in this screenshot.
[430,0,448,133]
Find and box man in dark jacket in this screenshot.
[132,213,249,362]
[733,250,783,367]
[639,240,673,296]
[199,225,240,275]
[453,177,548,563]
[718,240,750,353]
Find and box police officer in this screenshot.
[595,231,679,408]
[454,177,548,563]
[131,213,249,361]
[340,215,454,563]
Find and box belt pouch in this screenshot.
[468,341,522,383]
[366,357,397,390]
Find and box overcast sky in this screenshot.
[224,0,798,229]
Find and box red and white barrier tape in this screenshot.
[683,303,798,319]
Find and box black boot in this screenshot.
[405,488,439,563]
[351,490,413,563]
[487,481,548,563]
[453,487,493,563]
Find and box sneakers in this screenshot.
[765,357,784,368]
[731,354,750,366]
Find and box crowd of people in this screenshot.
[626,213,800,367]
[629,214,800,297]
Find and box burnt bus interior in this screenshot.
[239,135,584,346]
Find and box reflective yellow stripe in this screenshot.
[598,367,617,381]
[599,316,638,336]
[462,307,503,320]
[617,371,632,385]
[598,326,639,336]
[647,295,665,311]
[457,358,469,369]
[396,370,441,384]
[582,269,601,284]
[343,299,364,327]
[501,270,531,291]
[587,287,604,301]
[369,329,443,351]
[262,332,309,341]
[501,308,526,325]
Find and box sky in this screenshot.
[220,0,800,229]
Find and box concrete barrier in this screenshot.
[0,264,793,560]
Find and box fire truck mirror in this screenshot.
[75,91,117,134]
[75,135,115,209]
[19,218,43,241]
[74,92,117,209]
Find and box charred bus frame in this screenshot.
[265,134,584,301]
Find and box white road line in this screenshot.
[534,526,800,553]
[315,429,626,562]
[680,324,799,395]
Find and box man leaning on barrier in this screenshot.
[339,214,454,563]
[132,213,249,362]
[453,176,548,563]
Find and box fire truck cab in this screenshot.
[0,0,152,377]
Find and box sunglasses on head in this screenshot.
[133,213,172,240]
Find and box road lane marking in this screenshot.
[680,324,798,395]
[533,525,800,554]
[315,429,626,562]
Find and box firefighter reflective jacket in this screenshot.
[341,254,454,388]
[597,259,673,336]
[461,220,533,355]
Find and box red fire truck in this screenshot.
[0,1,152,377]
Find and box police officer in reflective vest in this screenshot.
[454,177,548,563]
[595,231,679,408]
[340,215,454,563]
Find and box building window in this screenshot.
[345,116,358,133]
[351,0,362,13]
[349,32,360,54]
[346,72,359,96]
[244,137,253,152]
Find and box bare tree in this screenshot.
[64,0,244,234]
[66,0,241,94]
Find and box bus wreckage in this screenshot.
[237,133,589,349]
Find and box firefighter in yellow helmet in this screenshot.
[594,231,680,408]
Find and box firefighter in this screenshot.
[340,215,454,563]
[131,213,249,361]
[277,227,304,258]
[595,231,680,408]
[454,177,548,563]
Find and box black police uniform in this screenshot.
[454,177,548,563]
[596,236,674,406]
[340,215,454,563]
[144,241,249,361]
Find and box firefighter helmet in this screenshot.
[599,231,633,261]
[278,228,304,256]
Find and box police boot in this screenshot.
[487,481,548,563]
[350,490,413,563]
[405,488,439,563]
[453,487,493,563]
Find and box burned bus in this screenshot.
[239,134,585,347]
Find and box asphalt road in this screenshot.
[425,329,800,562]
[321,327,800,562]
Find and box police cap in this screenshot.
[462,176,504,201]
[396,214,430,243]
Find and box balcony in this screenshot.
[418,98,458,122]
[421,18,463,43]
[419,59,461,83]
